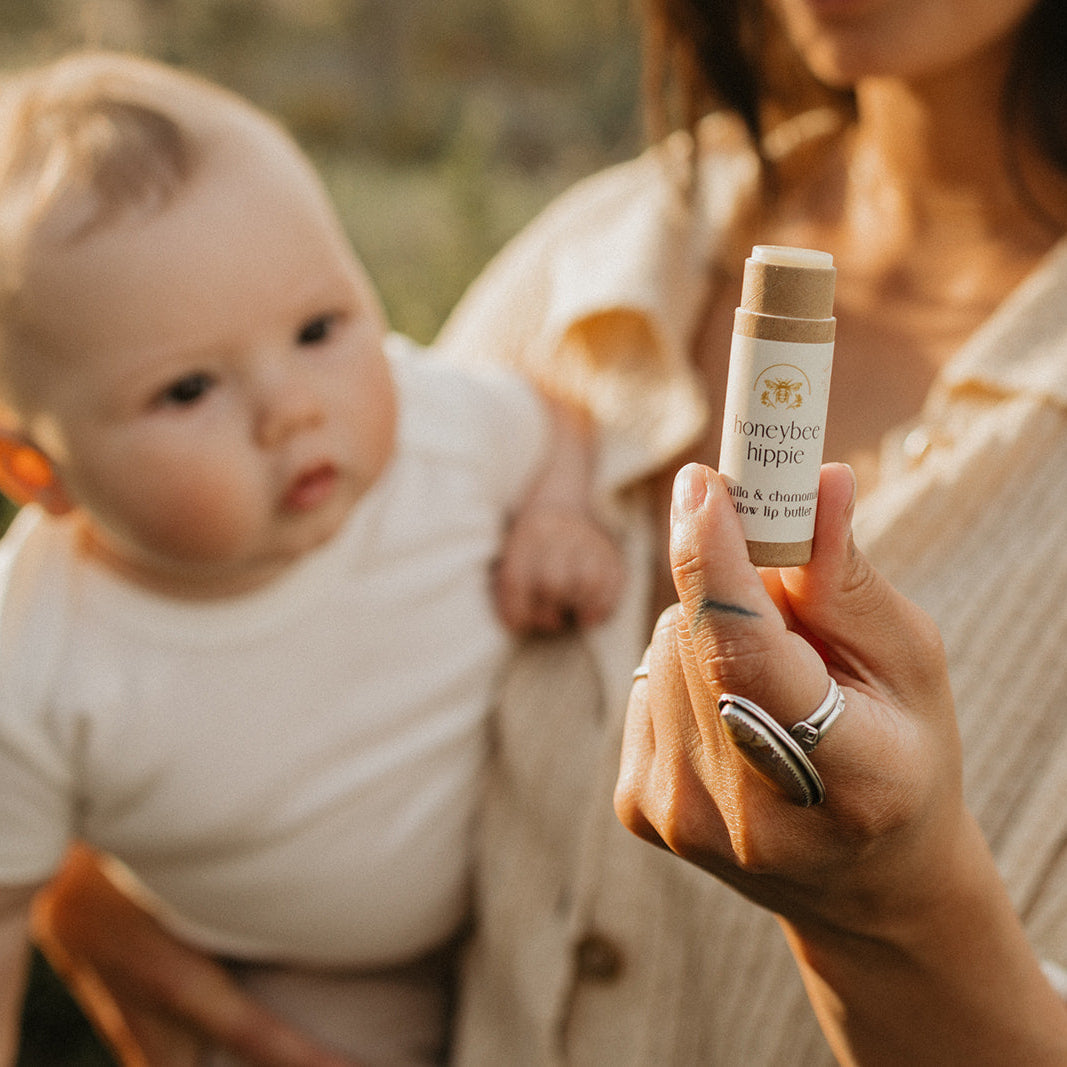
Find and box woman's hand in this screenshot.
[615,462,1067,1065]
[616,461,960,927]
[31,845,359,1067]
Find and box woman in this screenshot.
[32,0,1067,1062]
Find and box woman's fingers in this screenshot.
[783,463,953,715]
[668,463,828,728]
[624,460,960,849]
[617,461,968,945]
[669,461,951,721]
[615,605,734,865]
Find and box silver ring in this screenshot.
[632,663,650,681]
[717,679,844,807]
[788,678,845,753]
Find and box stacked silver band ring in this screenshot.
[717,679,845,807]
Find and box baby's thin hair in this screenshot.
[0,55,199,375]
[0,57,194,256]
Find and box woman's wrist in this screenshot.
[784,812,1067,1065]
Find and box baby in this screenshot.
[0,52,622,1065]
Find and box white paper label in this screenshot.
[718,334,834,544]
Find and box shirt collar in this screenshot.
[941,236,1067,406]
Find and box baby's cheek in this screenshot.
[142,468,263,561]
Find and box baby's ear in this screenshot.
[0,433,72,515]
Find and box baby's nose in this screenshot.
[254,371,324,447]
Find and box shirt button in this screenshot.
[574,933,624,982]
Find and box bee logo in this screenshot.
[754,364,809,410]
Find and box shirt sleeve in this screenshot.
[433,114,759,496]
[0,510,79,884]
[385,333,550,513]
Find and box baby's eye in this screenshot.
[298,314,335,346]
[157,372,214,407]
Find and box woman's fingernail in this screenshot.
[672,463,708,521]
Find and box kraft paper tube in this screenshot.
[717,245,837,566]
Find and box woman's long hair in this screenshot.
[642,0,1067,215]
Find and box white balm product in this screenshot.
[718,245,836,566]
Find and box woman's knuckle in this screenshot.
[704,631,777,694]
[670,550,706,600]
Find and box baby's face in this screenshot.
[16,110,396,597]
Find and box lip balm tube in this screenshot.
[717,245,836,567]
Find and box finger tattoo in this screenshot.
[697,597,760,621]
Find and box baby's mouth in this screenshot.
[283,463,338,512]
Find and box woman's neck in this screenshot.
[842,55,1065,271]
[716,57,1067,504]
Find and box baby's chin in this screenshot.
[78,527,273,600]
[80,492,360,598]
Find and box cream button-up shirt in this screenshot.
[437,110,1067,1065]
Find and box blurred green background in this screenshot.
[3,0,641,1061]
